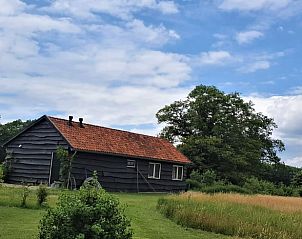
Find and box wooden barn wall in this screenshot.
[6,119,68,185]
[71,152,187,192]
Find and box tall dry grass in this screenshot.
[158,192,302,239]
[177,192,302,213]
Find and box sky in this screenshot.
[0,0,301,167]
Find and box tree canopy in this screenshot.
[156,85,285,184]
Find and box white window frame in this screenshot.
[127,159,136,168]
[148,162,161,179]
[172,165,184,181]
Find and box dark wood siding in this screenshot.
[6,119,68,184]
[71,152,187,192]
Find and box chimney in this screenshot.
[79,117,84,127]
[68,116,73,126]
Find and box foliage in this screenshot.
[1,150,14,182]
[291,170,302,187]
[158,193,302,239]
[0,164,4,183]
[156,85,285,184]
[38,182,133,239]
[36,184,48,207]
[56,146,74,188]
[199,184,252,194]
[243,177,300,197]
[0,119,33,163]
[190,170,218,186]
[20,185,30,208]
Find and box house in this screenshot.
[3,115,191,192]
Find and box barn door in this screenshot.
[49,152,60,185]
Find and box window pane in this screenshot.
[148,164,154,177]
[178,167,183,180]
[172,166,177,179]
[154,164,160,178]
[127,160,136,168]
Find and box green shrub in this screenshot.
[38,181,132,239]
[0,164,4,183]
[186,179,203,189]
[200,184,252,194]
[36,184,48,206]
[20,185,30,207]
[190,170,217,186]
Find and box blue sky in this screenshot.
[0,0,301,167]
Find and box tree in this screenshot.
[0,119,33,163]
[291,170,302,187]
[156,85,285,184]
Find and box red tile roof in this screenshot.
[48,116,191,164]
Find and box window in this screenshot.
[172,165,183,181]
[148,162,161,179]
[127,159,136,168]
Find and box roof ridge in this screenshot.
[47,115,168,142]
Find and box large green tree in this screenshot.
[0,118,33,162]
[156,85,285,184]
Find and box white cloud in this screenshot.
[287,157,302,168]
[157,1,179,14]
[237,51,285,73]
[46,0,178,19]
[0,0,190,131]
[198,51,232,65]
[236,30,264,44]
[246,94,302,167]
[0,0,26,16]
[0,77,191,126]
[239,60,270,73]
[219,0,291,11]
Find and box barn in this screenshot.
[3,115,191,192]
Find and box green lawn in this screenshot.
[0,185,229,239]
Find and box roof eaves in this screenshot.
[75,148,191,164]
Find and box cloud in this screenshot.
[0,77,191,127]
[0,0,26,16]
[198,51,232,65]
[0,0,190,131]
[239,61,270,73]
[46,0,178,19]
[237,51,286,73]
[236,30,264,44]
[246,94,302,167]
[219,0,291,11]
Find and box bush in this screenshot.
[200,184,252,194]
[186,179,203,190]
[0,164,4,183]
[38,178,132,239]
[190,170,217,186]
[20,185,30,207]
[36,184,48,206]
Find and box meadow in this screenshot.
[158,192,302,239]
[0,185,229,239]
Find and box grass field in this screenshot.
[158,192,302,239]
[0,185,230,239]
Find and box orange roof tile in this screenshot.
[48,116,191,164]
